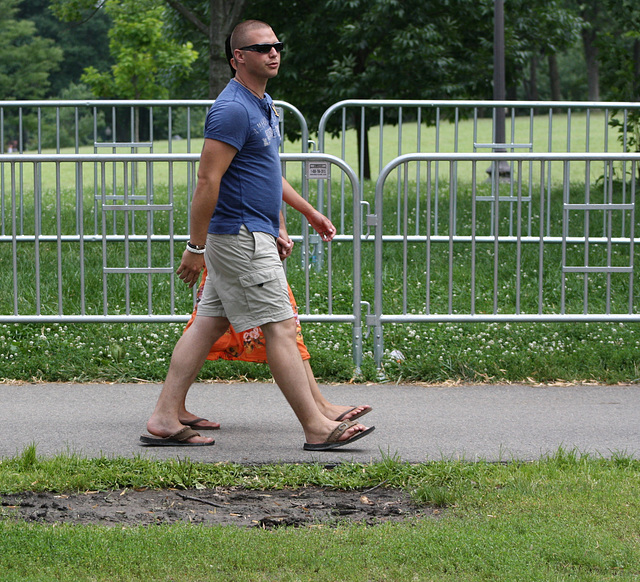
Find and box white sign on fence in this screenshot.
[306,161,330,180]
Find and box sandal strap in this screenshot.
[169,426,201,441]
[326,420,358,443]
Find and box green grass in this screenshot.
[1,447,639,581]
[2,319,640,385]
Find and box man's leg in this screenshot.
[146,314,229,444]
[261,317,368,445]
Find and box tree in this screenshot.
[246,0,499,177]
[563,0,603,102]
[19,0,111,98]
[0,0,63,149]
[507,0,581,102]
[79,0,198,101]
[52,0,246,98]
[52,0,199,142]
[163,0,247,98]
[598,0,640,102]
[598,0,640,161]
[246,0,583,177]
[0,0,63,100]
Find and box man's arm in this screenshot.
[282,177,336,242]
[177,139,237,287]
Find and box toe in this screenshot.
[338,422,367,442]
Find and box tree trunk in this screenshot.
[208,0,247,98]
[526,54,539,101]
[582,27,600,102]
[208,36,231,98]
[548,53,561,102]
[165,0,246,99]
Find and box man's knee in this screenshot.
[261,318,297,343]
[190,315,230,342]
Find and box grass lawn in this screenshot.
[1,447,639,581]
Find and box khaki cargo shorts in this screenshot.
[197,225,293,332]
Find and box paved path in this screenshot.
[1,382,638,463]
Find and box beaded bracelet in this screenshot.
[186,241,206,254]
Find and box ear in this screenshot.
[233,49,245,65]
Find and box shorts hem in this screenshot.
[193,306,227,319]
[231,308,295,334]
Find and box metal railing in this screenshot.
[367,151,640,367]
[317,99,640,238]
[0,99,308,155]
[3,99,640,373]
[0,151,367,367]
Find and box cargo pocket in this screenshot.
[238,267,287,316]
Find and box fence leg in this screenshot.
[352,324,363,377]
[373,324,384,379]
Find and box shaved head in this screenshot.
[230,20,273,53]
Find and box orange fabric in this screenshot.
[184,267,310,363]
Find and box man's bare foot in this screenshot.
[303,420,375,451]
[319,404,372,422]
[146,418,214,445]
[179,415,221,430]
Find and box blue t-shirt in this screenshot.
[204,80,282,237]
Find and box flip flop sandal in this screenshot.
[303,420,375,451]
[335,406,372,422]
[181,417,221,430]
[139,426,215,447]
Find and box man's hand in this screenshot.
[282,177,336,242]
[278,211,294,260]
[277,235,294,260]
[176,249,205,288]
[307,209,336,242]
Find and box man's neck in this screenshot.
[234,74,266,99]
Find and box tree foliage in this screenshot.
[42,0,640,143]
[597,0,640,155]
[0,0,63,100]
[77,0,198,100]
[247,0,581,134]
[52,0,246,98]
[162,0,247,98]
[20,0,111,97]
[506,0,581,100]
[598,0,640,102]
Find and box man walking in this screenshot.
[141,20,374,450]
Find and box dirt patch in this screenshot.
[1,486,436,529]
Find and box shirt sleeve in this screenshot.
[204,100,249,152]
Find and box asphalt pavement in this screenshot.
[1,381,638,463]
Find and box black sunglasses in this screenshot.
[239,42,284,54]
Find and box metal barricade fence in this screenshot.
[0,151,366,370]
[368,152,640,368]
[0,99,308,155]
[0,99,308,238]
[317,99,640,239]
[4,99,640,374]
